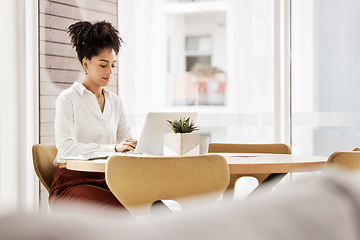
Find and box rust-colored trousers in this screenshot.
[49,168,128,213]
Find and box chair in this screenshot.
[353,148,360,151]
[327,151,360,171]
[105,154,230,217]
[32,144,58,193]
[208,143,292,198]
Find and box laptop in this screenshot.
[134,112,198,155]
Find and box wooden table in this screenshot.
[66,153,327,174]
[65,153,327,196]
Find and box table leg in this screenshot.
[250,173,287,195]
[151,200,173,214]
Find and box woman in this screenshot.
[49,21,137,211]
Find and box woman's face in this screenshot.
[83,48,117,87]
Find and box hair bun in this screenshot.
[68,21,92,50]
[67,21,122,63]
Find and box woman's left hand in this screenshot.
[115,138,138,153]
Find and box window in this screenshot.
[118,0,275,144]
[291,0,360,155]
[185,36,212,71]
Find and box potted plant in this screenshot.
[163,117,200,156]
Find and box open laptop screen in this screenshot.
[134,112,198,156]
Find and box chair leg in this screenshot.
[223,174,241,201]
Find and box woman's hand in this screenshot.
[115,138,138,153]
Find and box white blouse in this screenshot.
[54,82,132,165]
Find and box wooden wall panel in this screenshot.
[39,13,77,30]
[52,0,117,15]
[40,82,71,96]
[40,123,55,136]
[40,110,56,123]
[39,0,119,147]
[40,96,57,109]
[40,55,82,71]
[40,137,55,145]
[39,27,71,44]
[40,1,117,24]
[40,41,75,57]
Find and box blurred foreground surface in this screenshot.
[1,167,360,240]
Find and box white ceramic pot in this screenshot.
[163,133,200,156]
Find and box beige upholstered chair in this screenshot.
[327,151,360,171]
[105,154,230,217]
[353,148,360,151]
[208,143,291,197]
[32,144,58,193]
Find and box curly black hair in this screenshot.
[67,21,123,63]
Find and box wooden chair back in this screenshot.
[105,154,230,217]
[327,151,360,171]
[32,144,57,193]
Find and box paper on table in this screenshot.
[60,153,113,161]
[216,153,258,157]
[60,151,140,161]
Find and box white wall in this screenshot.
[0,0,39,216]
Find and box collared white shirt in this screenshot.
[54,82,132,165]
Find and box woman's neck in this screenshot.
[82,78,103,97]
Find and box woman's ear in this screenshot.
[82,57,89,74]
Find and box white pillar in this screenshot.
[274,0,291,145]
[25,0,40,213]
[0,0,39,216]
[0,0,20,215]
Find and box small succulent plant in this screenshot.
[167,117,199,134]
